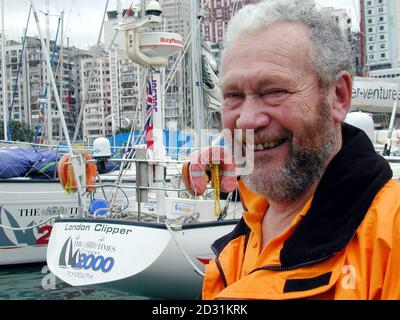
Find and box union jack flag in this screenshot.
[124,3,134,17]
[66,92,71,111]
[38,99,45,120]
[145,79,154,151]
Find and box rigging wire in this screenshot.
[72,0,110,144]
[163,0,210,94]
[0,215,59,231]
[6,5,32,142]
[352,0,361,29]
[63,0,74,43]
[36,15,62,145]
[164,221,205,277]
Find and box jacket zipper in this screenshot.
[250,253,336,274]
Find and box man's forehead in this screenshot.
[223,21,312,62]
[221,22,314,84]
[221,71,293,90]
[228,21,310,47]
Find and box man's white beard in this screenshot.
[243,101,337,202]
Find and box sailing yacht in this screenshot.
[0,1,75,265]
[0,1,131,266]
[45,1,244,300]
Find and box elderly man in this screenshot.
[197,0,400,299]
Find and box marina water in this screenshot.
[0,264,152,300]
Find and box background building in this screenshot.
[80,55,111,143]
[200,0,258,46]
[362,0,400,75]
[0,35,81,142]
[104,1,193,131]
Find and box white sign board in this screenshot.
[351,77,400,113]
[171,201,195,216]
[47,220,170,286]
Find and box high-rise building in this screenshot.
[80,55,112,143]
[108,47,141,135]
[0,36,79,142]
[200,0,259,46]
[362,0,400,74]
[349,31,363,76]
[105,9,143,135]
[70,46,93,141]
[105,1,193,130]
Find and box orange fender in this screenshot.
[57,154,97,193]
[84,154,97,193]
[182,146,237,196]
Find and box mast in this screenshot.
[59,10,64,141]
[190,0,203,147]
[31,0,86,214]
[23,31,31,128]
[141,0,146,18]
[117,0,122,20]
[1,0,7,140]
[46,0,52,144]
[109,46,119,147]
[119,0,182,221]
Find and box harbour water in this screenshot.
[0,264,150,300]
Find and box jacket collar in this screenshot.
[212,123,393,268]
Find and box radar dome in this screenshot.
[344,112,375,143]
[92,137,111,159]
[145,0,162,16]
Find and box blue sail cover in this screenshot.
[0,147,60,179]
[0,147,120,179]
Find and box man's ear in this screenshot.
[331,71,353,123]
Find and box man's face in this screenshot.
[221,22,338,201]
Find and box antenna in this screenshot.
[1,0,7,141]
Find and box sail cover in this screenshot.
[0,147,60,179]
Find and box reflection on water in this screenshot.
[0,264,149,300]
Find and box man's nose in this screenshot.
[235,96,271,129]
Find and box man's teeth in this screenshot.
[254,139,285,151]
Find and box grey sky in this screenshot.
[3,0,360,49]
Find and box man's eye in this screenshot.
[260,90,289,105]
[223,92,243,105]
[261,89,287,96]
[224,92,243,99]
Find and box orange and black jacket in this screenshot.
[203,123,400,300]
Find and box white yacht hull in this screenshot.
[0,180,79,265]
[47,218,239,299]
[0,178,133,266]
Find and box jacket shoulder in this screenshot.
[369,179,400,218]
[352,179,400,299]
[356,179,400,252]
